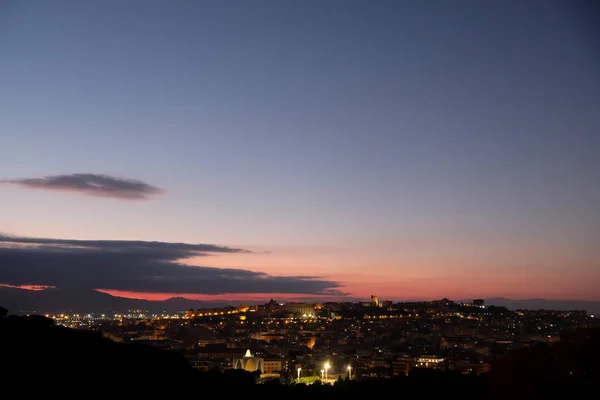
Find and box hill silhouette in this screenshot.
[0,286,228,314]
[0,310,198,394]
[4,286,600,316]
[480,297,600,316]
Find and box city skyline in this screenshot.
[1,1,599,303]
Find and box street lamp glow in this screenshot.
[321,369,324,381]
[324,362,330,382]
[297,367,301,383]
[347,365,352,379]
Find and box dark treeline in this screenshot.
[0,306,597,399]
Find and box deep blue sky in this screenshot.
[1,0,599,300]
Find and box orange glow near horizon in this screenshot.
[0,283,55,291]
[2,282,598,303]
[2,233,599,302]
[95,289,345,302]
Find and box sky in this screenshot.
[1,0,599,303]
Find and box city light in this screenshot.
[24,297,594,386]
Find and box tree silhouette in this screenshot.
[0,313,198,395]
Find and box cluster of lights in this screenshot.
[296,362,352,384]
[363,315,400,319]
[185,309,239,318]
[43,313,187,322]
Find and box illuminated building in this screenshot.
[263,358,283,374]
[415,356,445,370]
[282,303,315,318]
[233,349,264,373]
[371,295,379,307]
[197,347,246,359]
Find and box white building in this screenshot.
[233,349,264,373]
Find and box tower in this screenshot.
[371,295,379,306]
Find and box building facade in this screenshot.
[233,349,264,373]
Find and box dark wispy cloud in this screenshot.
[1,173,165,200]
[0,235,344,296]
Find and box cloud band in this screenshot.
[0,235,344,296]
[2,173,165,200]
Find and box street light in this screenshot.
[321,369,324,381]
[324,362,330,383]
[297,367,301,383]
[347,365,352,379]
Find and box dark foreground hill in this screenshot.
[0,311,197,392]
[0,306,597,398]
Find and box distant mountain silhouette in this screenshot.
[2,286,599,316]
[476,298,600,316]
[0,286,229,314]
